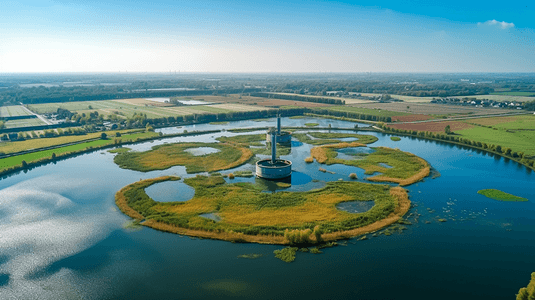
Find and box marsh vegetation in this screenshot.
[478,189,528,202]
[311,145,429,186]
[115,175,409,244]
[113,142,252,173]
[293,132,378,145]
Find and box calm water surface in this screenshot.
[0,117,533,299]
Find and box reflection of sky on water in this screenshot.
[0,176,120,300]
[336,200,375,213]
[183,147,220,156]
[145,180,195,203]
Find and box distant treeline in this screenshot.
[144,107,308,126]
[250,92,345,105]
[310,108,392,122]
[0,86,261,105]
[271,82,499,97]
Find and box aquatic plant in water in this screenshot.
[477,189,528,202]
[274,247,298,262]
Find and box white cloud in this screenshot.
[478,19,515,29]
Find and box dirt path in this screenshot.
[20,105,52,125]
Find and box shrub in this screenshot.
[313,225,323,242]
[284,228,312,244]
[228,173,235,179]
[349,173,358,179]
[273,247,298,263]
[517,272,535,300]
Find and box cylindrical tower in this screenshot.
[271,130,276,163]
[257,119,292,180]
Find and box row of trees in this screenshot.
[0,85,260,106]
[2,127,89,141]
[250,92,345,105]
[311,108,393,122]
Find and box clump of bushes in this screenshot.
[273,247,298,263]
[304,157,314,163]
[228,173,235,179]
[284,228,312,244]
[284,226,324,244]
[517,272,535,300]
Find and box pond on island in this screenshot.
[336,200,375,213]
[145,180,195,203]
[184,147,220,156]
[0,116,533,300]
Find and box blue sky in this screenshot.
[1,0,533,73]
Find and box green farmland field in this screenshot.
[28,100,245,119]
[467,115,535,130]
[0,106,32,118]
[4,118,47,128]
[0,131,158,172]
[455,126,535,156]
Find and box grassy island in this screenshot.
[115,175,410,244]
[311,144,429,186]
[113,142,253,173]
[293,132,378,145]
[478,189,528,202]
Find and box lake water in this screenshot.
[0,117,534,299]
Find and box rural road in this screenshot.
[20,105,53,125]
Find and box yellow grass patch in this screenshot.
[221,202,344,226]
[311,142,365,163]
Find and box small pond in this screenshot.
[336,200,375,213]
[184,147,220,156]
[145,180,195,203]
[199,213,221,222]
